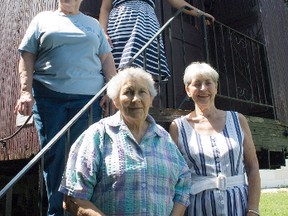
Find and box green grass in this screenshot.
[260,191,288,216]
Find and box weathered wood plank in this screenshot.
[149,108,288,152]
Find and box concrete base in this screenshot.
[260,159,288,188]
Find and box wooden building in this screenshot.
[1,0,288,215]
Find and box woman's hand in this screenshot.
[203,12,215,25]
[14,91,34,116]
[167,0,215,25]
[64,196,106,216]
[100,95,117,117]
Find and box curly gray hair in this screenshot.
[107,67,157,100]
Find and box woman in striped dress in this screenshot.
[169,62,261,216]
[99,0,214,79]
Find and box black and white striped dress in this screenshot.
[107,0,170,77]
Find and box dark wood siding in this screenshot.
[80,0,101,18]
[0,1,58,161]
[259,0,288,124]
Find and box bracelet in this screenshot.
[248,209,260,216]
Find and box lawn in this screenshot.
[260,190,288,216]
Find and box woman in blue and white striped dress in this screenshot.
[169,62,261,216]
[99,0,214,78]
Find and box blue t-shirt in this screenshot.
[19,11,112,95]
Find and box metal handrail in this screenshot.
[213,20,266,45]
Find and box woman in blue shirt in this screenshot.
[14,0,117,215]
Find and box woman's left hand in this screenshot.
[203,13,215,25]
[100,95,117,117]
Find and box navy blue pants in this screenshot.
[32,80,102,216]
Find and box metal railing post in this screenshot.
[201,15,210,63]
[5,188,12,216]
[39,157,44,216]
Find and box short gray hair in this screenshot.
[183,62,219,86]
[107,67,157,100]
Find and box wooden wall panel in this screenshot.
[0,1,58,161]
[259,0,288,124]
[80,0,101,19]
